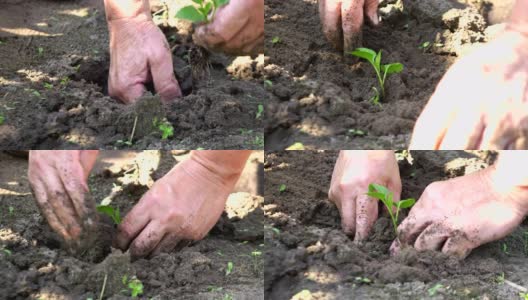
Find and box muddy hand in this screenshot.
[107,15,182,103]
[410,23,528,149]
[319,0,379,53]
[114,150,250,259]
[392,164,528,259]
[28,150,99,246]
[329,150,401,242]
[193,0,264,56]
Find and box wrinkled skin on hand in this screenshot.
[410,30,528,149]
[108,16,182,103]
[319,0,379,53]
[28,151,99,246]
[114,157,240,259]
[193,0,264,56]
[329,150,401,241]
[392,166,528,259]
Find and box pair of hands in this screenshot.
[28,151,238,258]
[321,0,528,149]
[329,151,528,258]
[108,0,263,103]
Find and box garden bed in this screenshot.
[264,150,528,299]
[264,0,511,150]
[0,0,265,149]
[0,150,264,299]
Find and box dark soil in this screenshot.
[0,0,265,150]
[0,150,264,299]
[264,150,528,299]
[264,0,512,150]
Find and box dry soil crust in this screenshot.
[264,150,528,299]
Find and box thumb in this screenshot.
[364,0,379,26]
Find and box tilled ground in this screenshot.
[264,150,528,299]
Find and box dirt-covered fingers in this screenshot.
[438,110,485,150]
[341,0,364,52]
[354,193,378,242]
[441,232,474,259]
[29,178,72,242]
[479,105,528,149]
[413,223,450,251]
[392,209,432,251]
[319,0,344,51]
[150,234,189,258]
[115,195,152,251]
[337,194,357,236]
[149,34,182,102]
[128,221,165,259]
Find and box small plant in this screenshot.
[1,248,12,256]
[8,206,14,215]
[175,0,230,23]
[207,286,223,292]
[263,80,273,88]
[37,47,44,56]
[520,292,528,300]
[278,184,286,193]
[366,184,415,237]
[154,119,174,140]
[225,261,233,276]
[418,41,431,52]
[122,275,143,298]
[43,83,53,90]
[96,204,122,225]
[348,48,403,106]
[348,129,366,137]
[0,115,4,125]
[502,243,510,255]
[428,283,444,296]
[286,142,305,150]
[496,272,505,284]
[256,104,264,119]
[271,36,281,44]
[355,276,371,284]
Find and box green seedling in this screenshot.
[355,276,371,284]
[271,36,281,44]
[175,0,230,23]
[263,80,273,88]
[278,184,286,193]
[223,294,233,300]
[207,286,223,292]
[366,183,415,237]
[1,248,12,256]
[270,226,280,235]
[225,261,233,276]
[252,135,264,148]
[0,115,4,125]
[8,206,14,215]
[521,293,528,300]
[428,283,444,296]
[60,77,70,86]
[496,272,505,284]
[286,142,305,150]
[43,83,53,90]
[502,243,510,255]
[348,129,366,137]
[256,104,264,119]
[155,119,174,140]
[37,47,44,56]
[348,48,403,106]
[419,41,431,52]
[122,275,143,297]
[96,205,121,225]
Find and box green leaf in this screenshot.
[226,261,233,276]
[366,192,385,200]
[96,205,115,216]
[202,2,213,15]
[348,48,377,64]
[375,50,382,70]
[382,63,404,75]
[175,5,207,23]
[387,192,394,207]
[279,184,286,193]
[286,142,305,150]
[0,115,4,125]
[256,104,264,119]
[192,0,202,4]
[369,183,390,197]
[397,198,416,209]
[216,0,230,7]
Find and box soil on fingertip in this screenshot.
[264,0,513,150]
[0,0,265,149]
[264,150,528,299]
[0,150,264,299]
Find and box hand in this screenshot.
[392,166,528,258]
[328,150,401,241]
[410,29,528,149]
[319,0,379,53]
[107,15,182,103]
[28,150,99,245]
[114,156,239,258]
[193,0,264,55]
